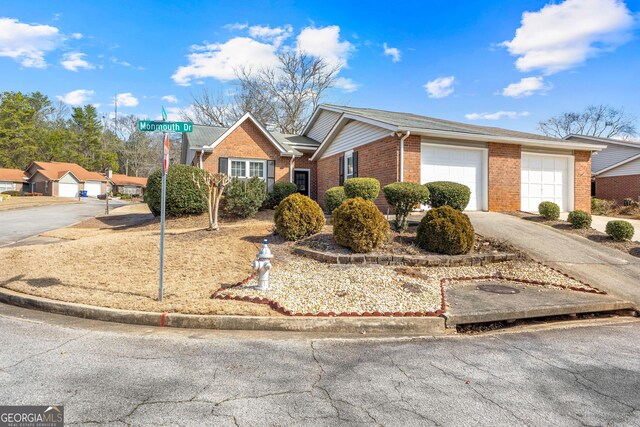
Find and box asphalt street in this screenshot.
[0,198,124,246]
[0,304,638,426]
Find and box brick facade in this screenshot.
[402,135,422,183]
[595,174,640,205]
[573,150,592,212]
[488,143,521,211]
[316,151,344,210]
[355,135,402,211]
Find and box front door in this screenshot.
[294,170,309,197]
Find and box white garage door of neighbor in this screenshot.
[421,144,484,211]
[521,153,570,212]
[58,182,79,198]
[84,181,102,196]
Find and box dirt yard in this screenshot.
[0,204,282,315]
[0,196,78,211]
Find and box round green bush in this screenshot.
[266,182,298,208]
[605,220,634,241]
[383,182,429,231]
[343,178,380,201]
[1,190,21,196]
[332,197,389,253]
[538,201,560,220]
[591,197,604,214]
[223,177,267,218]
[416,206,475,255]
[426,181,471,211]
[324,186,346,214]
[274,193,325,241]
[146,165,207,217]
[567,210,592,229]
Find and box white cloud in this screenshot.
[56,89,95,106]
[60,52,94,71]
[113,92,139,107]
[249,24,293,47]
[383,43,401,62]
[111,57,145,70]
[502,0,635,74]
[296,25,353,69]
[465,111,530,120]
[161,95,178,104]
[70,33,83,39]
[223,23,248,31]
[172,37,279,85]
[502,76,552,97]
[424,76,455,98]
[0,18,62,68]
[334,77,360,93]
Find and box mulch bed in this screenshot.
[505,211,640,258]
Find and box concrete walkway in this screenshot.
[468,212,640,307]
[559,212,640,242]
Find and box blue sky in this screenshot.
[1,0,639,134]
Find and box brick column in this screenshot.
[488,143,521,211]
[574,151,592,212]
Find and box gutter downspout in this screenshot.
[399,131,411,182]
[289,155,296,183]
[199,150,204,169]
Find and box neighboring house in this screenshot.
[181,105,607,213]
[110,174,147,196]
[0,168,28,193]
[24,162,108,197]
[565,134,640,204]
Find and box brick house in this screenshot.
[182,105,607,213]
[109,174,147,197]
[0,168,28,193]
[24,162,109,197]
[565,134,640,204]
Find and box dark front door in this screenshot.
[294,170,309,197]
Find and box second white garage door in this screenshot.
[521,153,571,212]
[421,144,486,211]
[84,181,102,197]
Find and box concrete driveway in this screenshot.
[1,303,639,426]
[468,212,640,306]
[559,212,640,242]
[0,198,124,247]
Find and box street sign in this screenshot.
[138,120,193,133]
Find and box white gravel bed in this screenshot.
[216,259,596,315]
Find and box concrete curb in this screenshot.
[444,300,635,326]
[0,288,446,335]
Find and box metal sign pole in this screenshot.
[159,131,168,302]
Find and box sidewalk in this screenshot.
[559,212,640,242]
[467,212,640,307]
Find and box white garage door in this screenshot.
[59,182,79,198]
[84,181,102,197]
[521,153,570,212]
[421,144,485,211]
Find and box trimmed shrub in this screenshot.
[1,190,20,196]
[426,181,471,211]
[333,197,389,253]
[223,177,268,218]
[383,182,430,231]
[538,201,560,220]
[567,210,592,229]
[591,197,604,214]
[416,206,475,255]
[343,178,380,201]
[266,182,298,208]
[0,194,10,201]
[274,193,325,241]
[146,165,207,217]
[324,186,346,214]
[606,220,634,241]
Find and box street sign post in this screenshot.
[138,120,193,133]
[137,112,193,302]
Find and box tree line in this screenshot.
[0,91,164,176]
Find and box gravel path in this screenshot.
[216,259,596,315]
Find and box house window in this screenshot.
[345,151,354,179]
[228,159,266,180]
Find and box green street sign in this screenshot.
[138,120,193,133]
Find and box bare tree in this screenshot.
[188,52,339,134]
[193,171,229,230]
[538,104,637,140]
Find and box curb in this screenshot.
[0,288,446,335]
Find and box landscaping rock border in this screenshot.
[293,246,518,266]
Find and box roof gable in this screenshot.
[206,112,290,155]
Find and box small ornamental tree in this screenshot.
[383,182,430,231]
[193,171,230,231]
